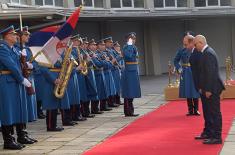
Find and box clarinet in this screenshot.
[20,31,35,95]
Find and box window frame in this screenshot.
[111,0,145,9]
[195,0,231,7]
[75,0,104,8]
[154,0,188,9]
[35,0,64,7]
[10,0,27,5]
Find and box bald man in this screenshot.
[194,35,225,144]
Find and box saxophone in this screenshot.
[76,47,88,75]
[54,41,77,98]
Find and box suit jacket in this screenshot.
[189,48,202,91]
[199,46,225,94]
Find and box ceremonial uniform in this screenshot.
[121,32,141,117]
[40,64,70,131]
[0,26,34,150]
[93,40,112,112]
[103,37,118,107]
[14,43,37,122]
[174,47,200,115]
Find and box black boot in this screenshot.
[124,98,131,116]
[21,124,37,143]
[46,109,64,132]
[2,125,23,150]
[186,98,194,116]
[71,104,87,121]
[193,98,200,116]
[108,96,119,107]
[100,99,112,111]
[61,109,77,126]
[128,99,139,117]
[116,95,123,105]
[37,100,46,119]
[91,100,103,114]
[16,124,34,144]
[82,101,95,118]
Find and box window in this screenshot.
[154,0,187,8]
[35,0,64,6]
[110,0,144,8]
[111,0,121,8]
[195,0,231,7]
[74,0,103,8]
[10,0,27,5]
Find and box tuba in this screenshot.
[77,47,88,75]
[54,41,77,98]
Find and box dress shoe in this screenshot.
[203,138,222,144]
[195,134,210,140]
[37,113,46,119]
[63,121,76,126]
[194,111,200,116]
[47,127,64,132]
[125,114,139,117]
[91,111,104,114]
[25,135,38,143]
[100,108,112,111]
[4,141,24,150]
[108,104,119,108]
[83,114,95,118]
[17,136,34,144]
[73,116,87,121]
[186,112,194,116]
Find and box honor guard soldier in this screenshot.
[79,38,96,118]
[95,39,113,111]
[77,37,90,117]
[122,32,141,117]
[15,26,38,122]
[0,25,34,149]
[174,31,200,116]
[103,37,119,108]
[68,34,87,121]
[40,48,71,131]
[84,39,99,117]
[112,41,124,105]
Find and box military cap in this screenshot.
[15,26,30,35]
[103,36,113,43]
[97,39,105,45]
[88,39,96,45]
[82,37,89,44]
[183,31,195,37]
[0,25,17,36]
[71,34,83,42]
[125,32,136,39]
[113,41,120,47]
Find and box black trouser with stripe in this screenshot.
[46,109,57,130]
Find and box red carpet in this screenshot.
[83,100,235,155]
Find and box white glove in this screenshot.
[127,38,133,45]
[22,78,32,87]
[21,49,27,56]
[26,62,33,69]
[178,68,182,74]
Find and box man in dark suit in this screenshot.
[194,35,225,144]
[187,35,211,139]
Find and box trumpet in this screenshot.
[76,47,88,75]
[106,51,122,69]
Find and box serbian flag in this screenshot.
[28,26,60,67]
[39,7,81,65]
